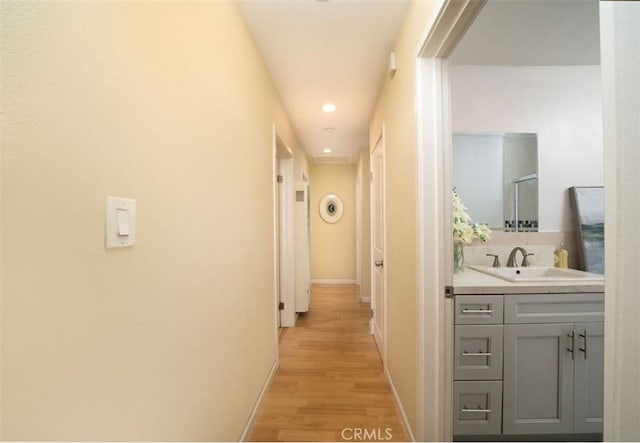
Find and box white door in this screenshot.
[276,160,282,327]
[370,133,386,360]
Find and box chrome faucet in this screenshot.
[507,247,534,267]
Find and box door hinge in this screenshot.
[279,302,284,310]
[370,171,373,182]
[444,285,455,299]
[371,309,374,318]
[277,175,284,183]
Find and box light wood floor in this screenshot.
[248,284,408,442]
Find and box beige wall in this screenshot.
[357,150,371,298]
[369,0,438,437]
[310,164,356,281]
[0,1,305,440]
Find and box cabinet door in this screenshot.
[574,322,604,433]
[503,323,574,434]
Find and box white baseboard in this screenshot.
[310,278,357,284]
[360,295,371,303]
[240,359,278,441]
[386,366,416,442]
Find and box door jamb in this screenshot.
[273,126,296,330]
[356,162,362,289]
[414,1,486,441]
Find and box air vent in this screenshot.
[313,155,353,164]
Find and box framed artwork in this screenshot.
[569,186,604,274]
[319,193,344,223]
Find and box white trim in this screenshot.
[359,295,371,303]
[417,0,486,58]
[294,180,311,313]
[276,130,296,328]
[310,278,357,284]
[272,125,280,343]
[415,55,455,443]
[600,3,640,440]
[355,160,363,287]
[381,126,388,368]
[386,367,416,442]
[239,359,278,442]
[414,1,486,441]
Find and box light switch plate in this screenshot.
[106,196,136,249]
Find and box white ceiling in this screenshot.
[239,0,408,163]
[239,1,599,163]
[450,0,600,66]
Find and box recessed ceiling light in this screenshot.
[322,148,333,154]
[322,103,336,113]
[323,127,336,133]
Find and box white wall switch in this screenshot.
[106,196,136,248]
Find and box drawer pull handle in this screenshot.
[461,309,493,314]
[461,407,491,413]
[579,330,588,359]
[567,330,576,360]
[462,352,493,357]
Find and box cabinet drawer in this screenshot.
[455,295,504,324]
[504,293,604,324]
[455,325,503,380]
[454,381,503,436]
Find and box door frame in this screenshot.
[273,125,296,329]
[370,127,387,365]
[414,1,639,441]
[600,3,640,440]
[356,161,362,289]
[414,1,487,440]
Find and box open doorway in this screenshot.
[415,0,609,440]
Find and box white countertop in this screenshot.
[453,266,605,295]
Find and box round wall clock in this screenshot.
[319,193,344,223]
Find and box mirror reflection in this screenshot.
[453,133,538,232]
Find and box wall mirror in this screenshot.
[453,133,539,231]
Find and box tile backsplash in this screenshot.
[463,231,578,269]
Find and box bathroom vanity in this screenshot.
[452,268,604,441]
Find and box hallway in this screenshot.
[248,285,407,442]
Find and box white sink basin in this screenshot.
[469,265,604,283]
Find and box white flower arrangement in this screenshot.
[452,189,491,245]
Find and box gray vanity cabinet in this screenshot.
[502,323,575,434]
[502,294,604,436]
[453,292,604,439]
